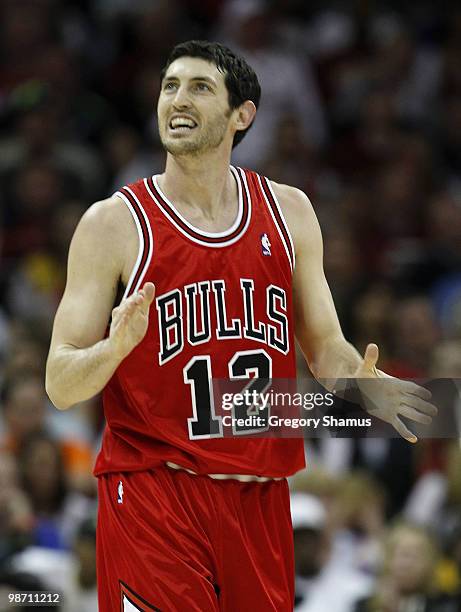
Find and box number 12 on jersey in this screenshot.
[183,350,272,439]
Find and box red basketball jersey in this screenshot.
[94,166,305,478]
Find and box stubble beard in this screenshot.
[160,111,232,157]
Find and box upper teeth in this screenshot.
[171,117,196,128]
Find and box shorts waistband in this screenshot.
[165,462,283,483]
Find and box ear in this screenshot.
[234,100,257,133]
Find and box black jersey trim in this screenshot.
[120,580,162,611]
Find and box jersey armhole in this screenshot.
[256,175,296,272]
[113,187,154,299]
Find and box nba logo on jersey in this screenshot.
[117,480,124,504]
[261,233,271,256]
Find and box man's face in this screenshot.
[158,57,234,156]
[293,528,330,578]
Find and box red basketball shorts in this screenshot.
[96,464,294,611]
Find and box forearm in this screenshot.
[45,338,121,410]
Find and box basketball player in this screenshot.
[46,41,436,611]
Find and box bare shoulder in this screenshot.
[269,181,321,254]
[79,195,134,237]
[71,195,138,285]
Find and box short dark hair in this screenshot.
[160,40,261,148]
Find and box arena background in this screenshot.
[0,1,460,610]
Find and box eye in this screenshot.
[195,82,211,92]
[163,82,177,91]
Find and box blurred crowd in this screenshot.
[0,0,460,610]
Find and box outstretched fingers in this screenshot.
[392,417,417,444]
[401,380,432,401]
[401,395,438,417]
[399,405,433,425]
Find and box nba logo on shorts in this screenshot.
[261,233,271,256]
[117,480,124,504]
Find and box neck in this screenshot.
[159,149,234,219]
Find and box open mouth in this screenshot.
[169,117,198,132]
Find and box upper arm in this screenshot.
[48,196,136,354]
[271,182,343,364]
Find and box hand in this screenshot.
[109,282,156,360]
[355,343,437,443]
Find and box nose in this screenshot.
[172,85,191,109]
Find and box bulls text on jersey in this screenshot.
[156,278,289,365]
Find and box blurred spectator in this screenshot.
[332,472,386,575]
[331,88,401,179]
[323,227,364,332]
[291,492,372,611]
[6,512,97,611]
[1,375,49,450]
[2,160,69,259]
[2,200,85,336]
[0,375,94,493]
[0,2,57,93]
[354,523,459,612]
[261,113,323,194]
[66,516,98,612]
[431,341,461,377]
[405,443,461,540]
[388,297,440,376]
[351,283,395,358]
[17,433,93,550]
[0,453,33,563]
[368,25,441,125]
[1,326,48,381]
[218,0,327,167]
[289,467,340,516]
[0,85,103,203]
[425,191,461,272]
[104,124,162,191]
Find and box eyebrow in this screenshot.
[163,75,217,86]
